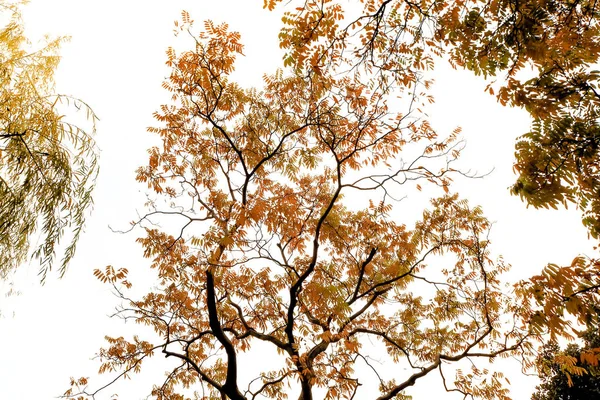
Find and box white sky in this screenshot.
[0,1,595,399]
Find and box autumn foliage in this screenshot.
[268,0,600,232]
[269,0,600,371]
[64,1,600,399]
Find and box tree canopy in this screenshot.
[532,323,600,400]
[61,1,600,399]
[0,0,98,281]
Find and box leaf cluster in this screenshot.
[532,322,600,400]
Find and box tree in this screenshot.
[265,0,600,366]
[532,325,600,400]
[0,0,98,281]
[64,14,537,400]
[61,0,600,398]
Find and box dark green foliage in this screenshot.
[512,116,600,238]
[532,327,600,400]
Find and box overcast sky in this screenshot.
[0,1,595,399]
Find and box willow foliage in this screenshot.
[0,1,98,281]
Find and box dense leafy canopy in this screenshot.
[532,323,600,400]
[61,1,600,399]
[0,0,98,280]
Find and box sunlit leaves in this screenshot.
[518,256,600,340]
[93,265,130,287]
